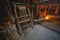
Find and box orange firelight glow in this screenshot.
[45,16,49,19]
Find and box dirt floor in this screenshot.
[19,24,60,40]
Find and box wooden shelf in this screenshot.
[18,19,30,23]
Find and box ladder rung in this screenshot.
[15,15,29,18]
[22,23,31,28]
[20,15,29,18]
[18,19,31,23]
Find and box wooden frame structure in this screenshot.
[13,3,33,35]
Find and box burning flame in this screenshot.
[45,16,49,19]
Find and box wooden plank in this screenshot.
[19,19,31,23]
[14,5,24,34]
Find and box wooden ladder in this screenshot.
[14,4,33,35]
